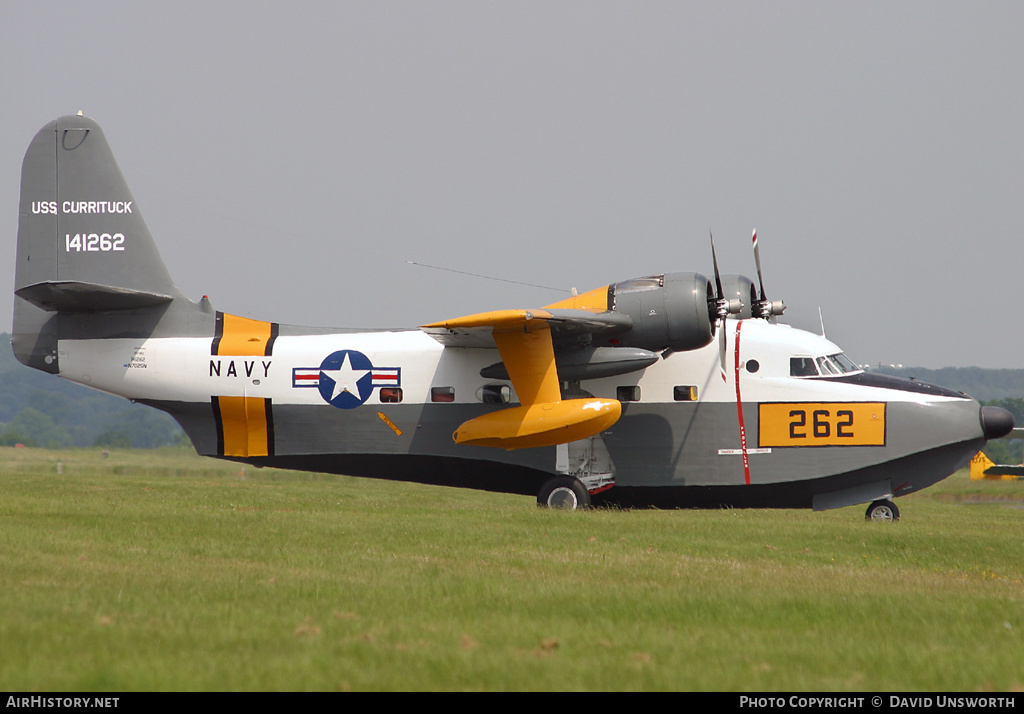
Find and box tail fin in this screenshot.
[13,115,190,371]
[969,449,1023,481]
[970,451,995,480]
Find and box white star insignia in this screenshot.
[320,353,370,402]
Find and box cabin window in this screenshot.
[791,357,818,377]
[674,385,698,401]
[745,360,760,374]
[379,388,403,403]
[617,386,641,402]
[479,384,511,404]
[430,386,455,403]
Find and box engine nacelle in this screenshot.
[721,272,786,319]
[720,274,757,320]
[600,272,715,353]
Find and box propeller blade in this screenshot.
[708,231,722,331]
[711,230,724,300]
[752,228,767,301]
[750,228,786,319]
[708,230,745,332]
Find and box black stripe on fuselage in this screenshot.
[211,312,225,356]
[212,396,225,456]
[265,322,279,357]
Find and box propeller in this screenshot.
[709,232,742,380]
[750,229,786,320]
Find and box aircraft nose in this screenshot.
[980,406,1014,440]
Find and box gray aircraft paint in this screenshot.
[11,115,1012,512]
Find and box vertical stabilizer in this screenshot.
[13,115,190,370]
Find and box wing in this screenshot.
[420,272,723,450]
[420,309,623,450]
[421,308,633,347]
[422,307,654,381]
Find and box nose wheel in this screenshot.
[865,499,900,522]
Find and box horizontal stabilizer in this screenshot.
[16,280,174,312]
[453,398,621,450]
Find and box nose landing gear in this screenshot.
[866,499,900,522]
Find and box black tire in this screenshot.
[865,499,900,522]
[538,476,591,510]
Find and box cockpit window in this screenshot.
[791,357,818,377]
[791,353,860,377]
[816,356,840,375]
[829,352,860,373]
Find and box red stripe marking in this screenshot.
[734,321,751,485]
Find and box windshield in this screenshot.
[791,353,861,377]
[829,352,860,373]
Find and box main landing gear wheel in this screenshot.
[538,476,591,511]
[865,499,900,522]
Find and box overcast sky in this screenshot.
[3,1,1022,368]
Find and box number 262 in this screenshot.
[788,409,854,439]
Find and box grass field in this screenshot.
[1,446,1022,692]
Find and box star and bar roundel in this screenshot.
[292,350,401,409]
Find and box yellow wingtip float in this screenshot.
[452,399,621,450]
[425,309,622,450]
